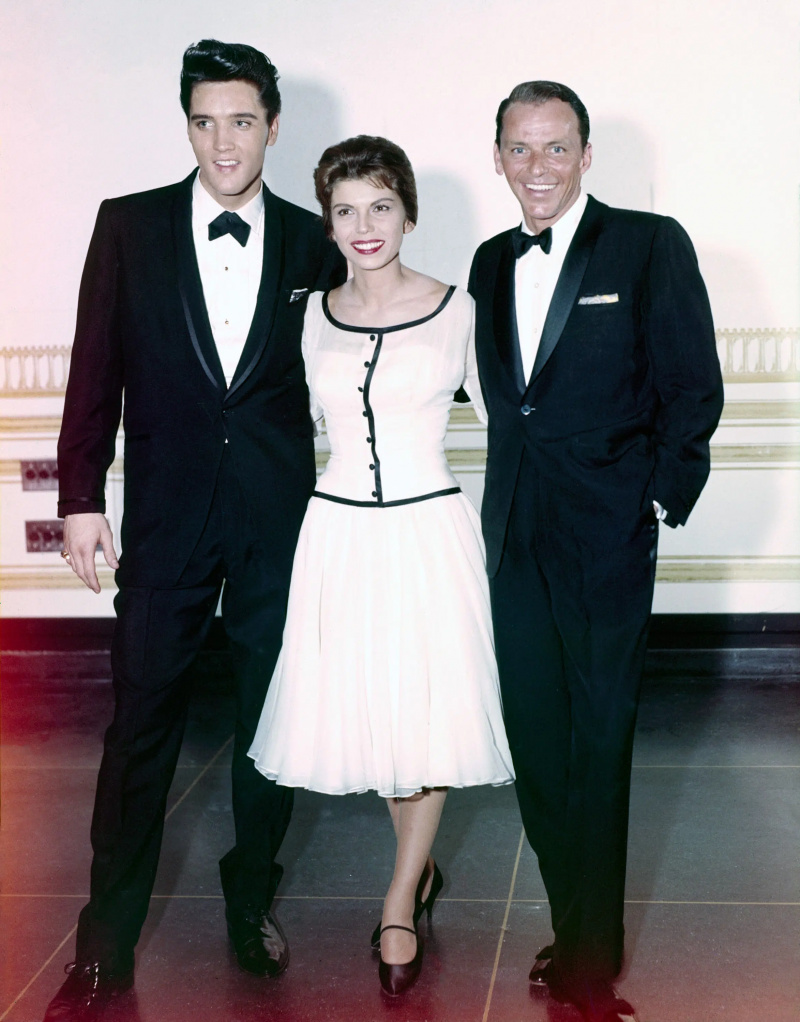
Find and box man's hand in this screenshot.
[62,513,119,593]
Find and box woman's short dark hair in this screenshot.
[495,81,590,149]
[314,136,418,237]
[180,39,281,124]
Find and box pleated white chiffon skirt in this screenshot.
[248,491,514,797]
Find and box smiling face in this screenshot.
[329,177,414,269]
[188,79,278,210]
[494,99,591,234]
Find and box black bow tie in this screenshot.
[512,226,552,257]
[208,211,251,247]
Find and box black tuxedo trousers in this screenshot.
[491,446,657,990]
[76,449,296,965]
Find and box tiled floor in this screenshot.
[1,646,798,1021]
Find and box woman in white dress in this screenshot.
[248,136,514,995]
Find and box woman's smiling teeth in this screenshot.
[352,240,385,254]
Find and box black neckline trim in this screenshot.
[322,284,456,334]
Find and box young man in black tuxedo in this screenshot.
[469,82,723,1022]
[47,39,344,1020]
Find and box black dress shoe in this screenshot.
[378,925,423,996]
[226,904,289,977]
[528,943,555,986]
[575,984,638,1022]
[582,999,638,1022]
[43,961,134,1021]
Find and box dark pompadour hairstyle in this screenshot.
[180,39,281,124]
[495,81,590,149]
[313,135,418,237]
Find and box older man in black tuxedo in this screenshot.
[47,39,344,1021]
[469,81,723,1022]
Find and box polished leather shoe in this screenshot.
[378,925,423,996]
[528,943,555,986]
[226,904,289,977]
[582,999,638,1022]
[576,986,638,1022]
[43,961,134,1021]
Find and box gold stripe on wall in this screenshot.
[3,559,797,589]
[656,557,800,583]
[0,567,118,590]
[1,401,798,439]
[720,400,800,422]
[450,402,800,426]
[3,448,796,477]
[710,444,800,465]
[0,416,63,434]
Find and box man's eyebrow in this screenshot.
[190,111,260,121]
[505,137,571,147]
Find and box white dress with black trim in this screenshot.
[248,286,515,797]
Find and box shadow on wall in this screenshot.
[403,171,479,287]
[692,248,773,326]
[264,78,345,211]
[588,118,657,213]
[590,118,773,326]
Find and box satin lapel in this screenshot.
[172,171,226,391]
[528,195,606,386]
[492,234,527,393]
[226,184,283,400]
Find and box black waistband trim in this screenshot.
[312,487,461,509]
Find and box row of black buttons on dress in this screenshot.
[360,333,380,497]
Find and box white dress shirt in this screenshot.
[514,191,588,384]
[192,176,264,387]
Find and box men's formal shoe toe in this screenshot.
[582,996,638,1022]
[600,1002,638,1022]
[226,906,289,977]
[528,943,555,986]
[43,961,134,1021]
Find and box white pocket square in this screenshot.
[289,288,309,303]
[578,293,619,305]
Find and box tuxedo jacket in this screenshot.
[57,171,345,588]
[469,195,724,578]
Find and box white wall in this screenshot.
[1,0,798,616]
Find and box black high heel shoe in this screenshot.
[378,925,423,996]
[371,861,443,949]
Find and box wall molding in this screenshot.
[0,346,71,396]
[717,328,799,382]
[3,446,793,477]
[2,399,798,441]
[1,329,797,396]
[0,566,117,590]
[2,558,797,590]
[449,398,800,430]
[370,444,800,472]
[0,416,63,435]
[656,556,800,583]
